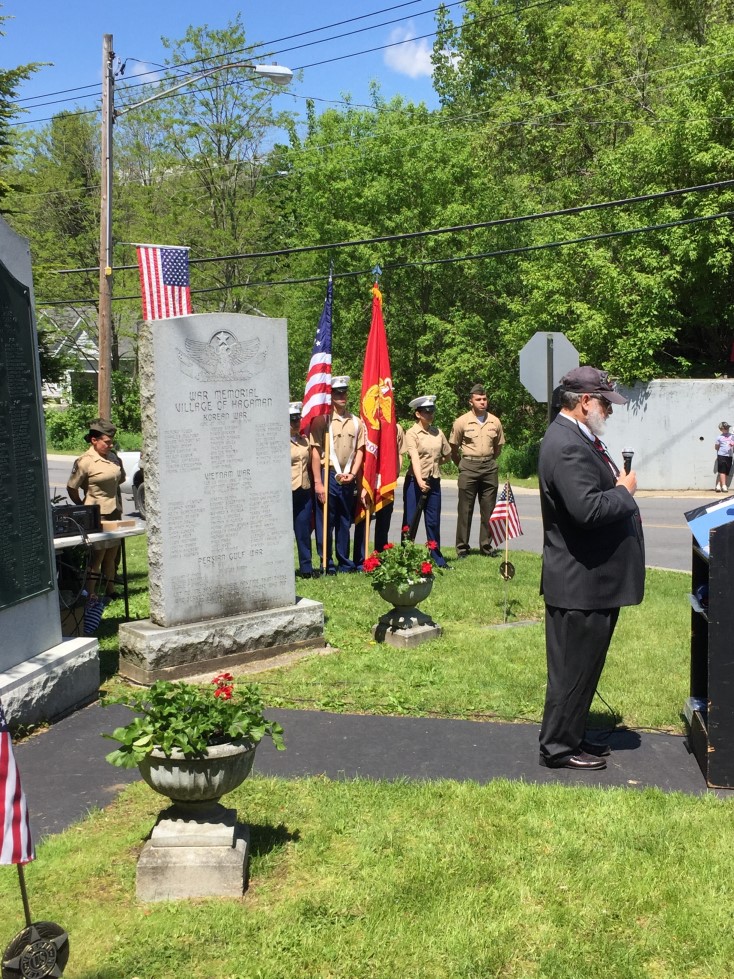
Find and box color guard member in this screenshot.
[290,401,316,578]
[353,422,405,566]
[310,376,365,573]
[404,395,451,567]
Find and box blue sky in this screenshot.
[4,0,446,132]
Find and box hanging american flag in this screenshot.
[300,276,333,435]
[489,482,523,548]
[0,704,34,866]
[136,244,192,321]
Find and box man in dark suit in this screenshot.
[538,366,645,770]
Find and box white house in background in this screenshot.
[37,307,138,403]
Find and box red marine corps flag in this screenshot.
[358,282,398,524]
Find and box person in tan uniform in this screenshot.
[67,417,126,597]
[450,384,505,558]
[290,401,316,578]
[310,376,365,573]
[404,395,451,567]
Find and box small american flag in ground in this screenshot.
[0,704,34,865]
[300,276,333,434]
[136,244,192,321]
[489,482,523,548]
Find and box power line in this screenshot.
[9,0,463,117]
[10,0,549,125]
[47,178,734,277]
[36,209,734,306]
[35,203,734,306]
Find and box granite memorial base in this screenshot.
[0,638,99,726]
[137,804,249,901]
[372,607,443,648]
[118,597,324,683]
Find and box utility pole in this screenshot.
[94,38,291,422]
[97,33,114,419]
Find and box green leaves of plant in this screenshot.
[101,677,285,768]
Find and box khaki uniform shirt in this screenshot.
[449,411,505,459]
[67,446,125,515]
[404,423,451,479]
[290,435,311,491]
[310,412,366,471]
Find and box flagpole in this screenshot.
[503,481,510,623]
[322,433,331,573]
[364,504,371,560]
[16,865,32,928]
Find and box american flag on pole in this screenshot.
[0,704,34,866]
[300,276,333,435]
[488,482,523,548]
[136,244,192,321]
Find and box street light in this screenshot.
[96,33,292,417]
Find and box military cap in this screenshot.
[84,417,116,443]
[469,384,486,396]
[331,375,350,391]
[289,401,303,416]
[408,395,437,411]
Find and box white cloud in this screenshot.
[124,61,163,83]
[383,23,434,79]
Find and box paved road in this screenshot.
[47,456,708,573]
[390,482,706,573]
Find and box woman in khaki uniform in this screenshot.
[67,417,125,598]
[290,402,316,578]
[404,395,451,567]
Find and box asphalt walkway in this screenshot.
[14,702,726,843]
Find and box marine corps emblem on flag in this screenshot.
[361,378,394,429]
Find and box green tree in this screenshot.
[0,7,40,208]
[112,16,297,315]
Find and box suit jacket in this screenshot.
[538,414,645,610]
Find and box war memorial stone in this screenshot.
[119,313,323,682]
[0,216,98,724]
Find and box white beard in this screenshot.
[586,403,607,437]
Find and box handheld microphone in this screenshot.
[622,448,634,475]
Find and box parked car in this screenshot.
[118,451,145,518]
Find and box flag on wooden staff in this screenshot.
[136,244,192,321]
[0,704,34,866]
[300,275,333,435]
[357,282,398,522]
[489,481,523,548]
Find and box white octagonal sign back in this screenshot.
[519,331,579,402]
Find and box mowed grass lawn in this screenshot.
[104,537,690,733]
[36,536,716,979]
[3,776,734,978]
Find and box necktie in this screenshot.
[593,436,620,478]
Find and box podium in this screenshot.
[687,517,734,787]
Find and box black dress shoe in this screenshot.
[581,739,611,757]
[540,750,607,770]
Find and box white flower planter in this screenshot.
[376,578,433,608]
[138,739,257,807]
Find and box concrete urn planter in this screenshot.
[376,578,433,608]
[137,739,257,811]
